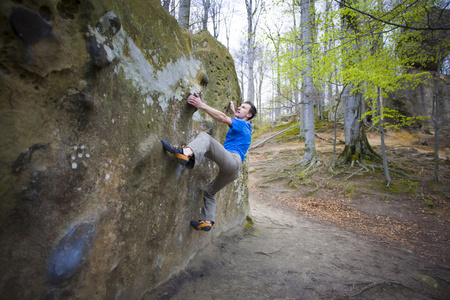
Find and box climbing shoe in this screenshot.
[190,220,213,232]
[161,140,190,165]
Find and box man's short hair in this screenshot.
[244,101,257,121]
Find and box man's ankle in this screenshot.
[183,147,194,157]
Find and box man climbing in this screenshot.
[161,93,257,232]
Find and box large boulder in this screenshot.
[387,70,450,132]
[0,0,249,299]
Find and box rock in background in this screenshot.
[0,0,248,299]
[387,70,450,132]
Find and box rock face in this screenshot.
[387,70,450,132]
[0,1,248,299]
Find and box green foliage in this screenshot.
[423,196,435,208]
[297,170,310,181]
[344,184,356,198]
[265,0,449,128]
[361,107,430,129]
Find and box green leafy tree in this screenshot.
[334,0,449,182]
[272,0,447,165]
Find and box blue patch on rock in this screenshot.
[10,7,53,46]
[47,222,95,285]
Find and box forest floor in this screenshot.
[146,123,450,299]
[248,122,450,265]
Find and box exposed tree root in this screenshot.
[288,158,324,186]
[337,126,381,165]
[306,181,319,196]
[327,157,417,184]
[344,166,370,181]
[315,133,345,144]
[362,161,415,180]
[294,157,320,168]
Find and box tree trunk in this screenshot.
[317,88,324,120]
[245,0,259,103]
[377,87,391,185]
[332,90,343,167]
[324,0,332,122]
[433,67,441,182]
[299,89,305,138]
[202,0,211,30]
[339,85,380,163]
[257,59,264,123]
[338,0,379,164]
[179,0,191,28]
[211,2,221,39]
[162,0,171,13]
[301,0,317,161]
[292,3,301,116]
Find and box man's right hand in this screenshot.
[187,93,204,109]
[187,93,232,126]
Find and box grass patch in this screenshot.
[368,179,419,197]
[275,126,301,141]
[343,184,357,198]
[244,215,257,236]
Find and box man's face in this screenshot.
[235,103,252,120]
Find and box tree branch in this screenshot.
[334,0,450,31]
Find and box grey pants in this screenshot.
[187,132,242,222]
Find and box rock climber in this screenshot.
[161,93,257,232]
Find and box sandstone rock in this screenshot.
[47,222,96,285]
[0,0,248,299]
[387,70,450,132]
[11,7,53,46]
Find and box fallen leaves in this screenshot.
[248,127,450,263]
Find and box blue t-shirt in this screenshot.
[223,118,252,162]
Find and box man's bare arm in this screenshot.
[187,94,232,126]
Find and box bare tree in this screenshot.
[161,0,177,16]
[233,40,248,101]
[264,22,283,120]
[222,1,235,48]
[255,44,269,122]
[162,0,171,13]
[432,52,442,182]
[188,0,225,40]
[244,0,264,103]
[301,0,318,162]
[179,0,191,28]
[377,87,391,185]
[202,0,211,30]
[170,0,177,17]
[210,0,224,39]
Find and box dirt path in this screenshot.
[147,194,449,299]
[146,128,449,299]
